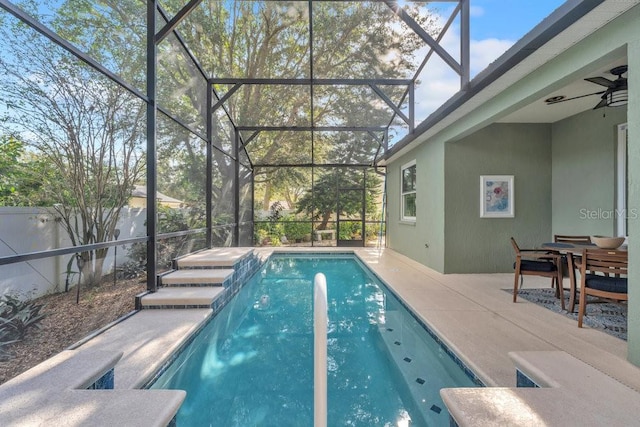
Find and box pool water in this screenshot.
[150,254,477,426]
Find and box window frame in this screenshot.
[400,160,416,222]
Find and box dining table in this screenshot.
[541,241,628,312]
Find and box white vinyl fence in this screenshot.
[0,207,146,299]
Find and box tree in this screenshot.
[296,169,381,230]
[158,0,437,209]
[0,135,63,207]
[0,5,146,285]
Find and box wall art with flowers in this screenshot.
[480,175,514,218]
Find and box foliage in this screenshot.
[254,202,300,245]
[254,227,270,246]
[0,0,420,269]
[164,0,434,214]
[282,217,312,242]
[338,222,362,240]
[0,329,19,362]
[0,7,146,286]
[0,135,59,207]
[365,223,384,241]
[0,294,46,360]
[296,169,382,229]
[127,205,207,269]
[267,201,285,223]
[118,260,146,280]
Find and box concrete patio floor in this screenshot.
[350,248,640,391]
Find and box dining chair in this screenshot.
[511,237,565,310]
[577,248,628,328]
[554,235,592,312]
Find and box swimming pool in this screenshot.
[150,254,479,426]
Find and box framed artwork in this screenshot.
[480,175,514,218]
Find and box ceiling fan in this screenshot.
[545,65,628,109]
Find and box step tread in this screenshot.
[140,287,224,306]
[176,248,254,268]
[160,269,234,285]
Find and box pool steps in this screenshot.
[441,350,640,426]
[139,247,257,309]
[0,348,186,426]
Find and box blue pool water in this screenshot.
[150,254,478,426]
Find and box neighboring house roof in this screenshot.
[383,0,637,163]
[131,185,184,206]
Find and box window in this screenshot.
[401,160,416,221]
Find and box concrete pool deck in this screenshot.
[351,248,640,391]
[352,248,640,425]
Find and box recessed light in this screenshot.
[545,95,565,104]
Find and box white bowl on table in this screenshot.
[591,235,626,249]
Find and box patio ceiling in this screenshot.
[155,0,470,167]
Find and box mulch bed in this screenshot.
[0,277,146,385]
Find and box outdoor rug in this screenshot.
[507,288,627,341]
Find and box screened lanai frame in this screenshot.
[0,0,469,292]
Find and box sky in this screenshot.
[399,0,568,139]
[470,0,567,41]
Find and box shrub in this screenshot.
[282,217,312,242]
[126,205,208,269]
[338,222,361,240]
[365,223,384,240]
[255,227,269,246]
[0,294,46,360]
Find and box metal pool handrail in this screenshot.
[313,273,328,427]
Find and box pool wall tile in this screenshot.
[516,369,540,388]
[209,253,262,316]
[353,256,485,388]
[86,368,114,389]
[143,252,265,389]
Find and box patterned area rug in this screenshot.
[509,288,627,341]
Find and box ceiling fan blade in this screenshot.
[585,76,615,87]
[545,91,605,104]
[593,96,608,110]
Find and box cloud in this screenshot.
[387,8,517,145]
[391,30,515,145]
[470,6,485,17]
[470,38,514,75]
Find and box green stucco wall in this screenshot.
[386,140,446,271]
[551,107,627,237]
[444,123,552,273]
[626,36,640,365]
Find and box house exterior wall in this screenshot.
[551,107,627,237]
[444,123,552,273]
[626,31,640,366]
[386,140,446,272]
